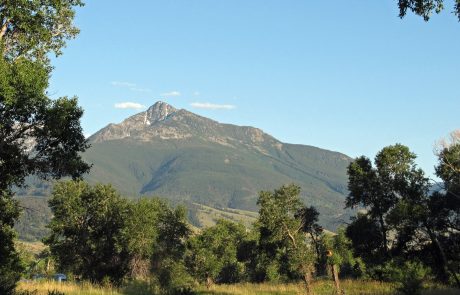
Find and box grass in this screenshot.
[17,281,123,295]
[17,280,459,295]
[194,203,257,228]
[197,280,396,295]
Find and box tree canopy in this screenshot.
[45,181,131,284]
[0,2,86,293]
[0,0,84,63]
[186,219,249,285]
[345,140,460,287]
[398,0,460,21]
[257,184,317,294]
[0,57,90,192]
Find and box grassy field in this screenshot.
[16,280,459,295]
[194,203,258,228]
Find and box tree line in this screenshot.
[22,134,459,294]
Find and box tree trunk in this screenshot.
[331,264,341,295]
[206,276,213,290]
[303,268,314,295]
[426,227,460,288]
[46,258,50,274]
[309,232,321,259]
[0,19,9,39]
[379,214,388,255]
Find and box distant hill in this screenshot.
[83,101,353,229]
[15,101,353,239]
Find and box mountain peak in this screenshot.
[145,101,177,124]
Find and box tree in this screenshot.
[346,213,384,267]
[0,53,88,295]
[318,229,356,295]
[398,0,460,21]
[346,144,420,259]
[0,0,85,63]
[186,219,248,286]
[151,205,193,294]
[430,130,460,286]
[0,58,90,191]
[346,140,460,286]
[0,1,86,293]
[125,198,169,279]
[45,181,131,285]
[295,206,323,263]
[257,184,317,294]
[0,193,22,295]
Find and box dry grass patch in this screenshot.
[17,280,459,295]
[196,280,396,295]
[17,281,122,295]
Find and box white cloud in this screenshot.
[111,81,136,88]
[130,87,151,93]
[161,91,181,97]
[190,102,236,110]
[111,81,152,93]
[114,102,146,110]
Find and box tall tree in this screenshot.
[0,57,90,191]
[151,206,193,293]
[0,192,22,294]
[295,206,323,261]
[431,130,460,285]
[346,140,460,285]
[45,181,131,284]
[346,144,419,259]
[186,219,248,286]
[0,54,88,295]
[125,198,168,280]
[0,1,86,293]
[257,184,317,294]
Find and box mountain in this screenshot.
[81,101,353,229]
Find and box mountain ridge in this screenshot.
[82,101,353,229]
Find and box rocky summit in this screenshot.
[83,101,353,229]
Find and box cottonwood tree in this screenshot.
[346,144,419,260]
[0,53,88,295]
[186,219,248,286]
[318,229,356,295]
[125,198,169,279]
[430,130,460,286]
[45,181,131,284]
[346,141,460,286]
[295,206,323,261]
[257,184,317,294]
[151,206,193,293]
[0,1,86,293]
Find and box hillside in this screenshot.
[83,101,353,229]
[15,101,353,237]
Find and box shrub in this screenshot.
[396,262,429,295]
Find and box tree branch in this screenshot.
[0,18,10,40]
[283,222,298,249]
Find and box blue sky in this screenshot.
[49,1,459,177]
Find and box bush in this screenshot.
[396,262,428,295]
